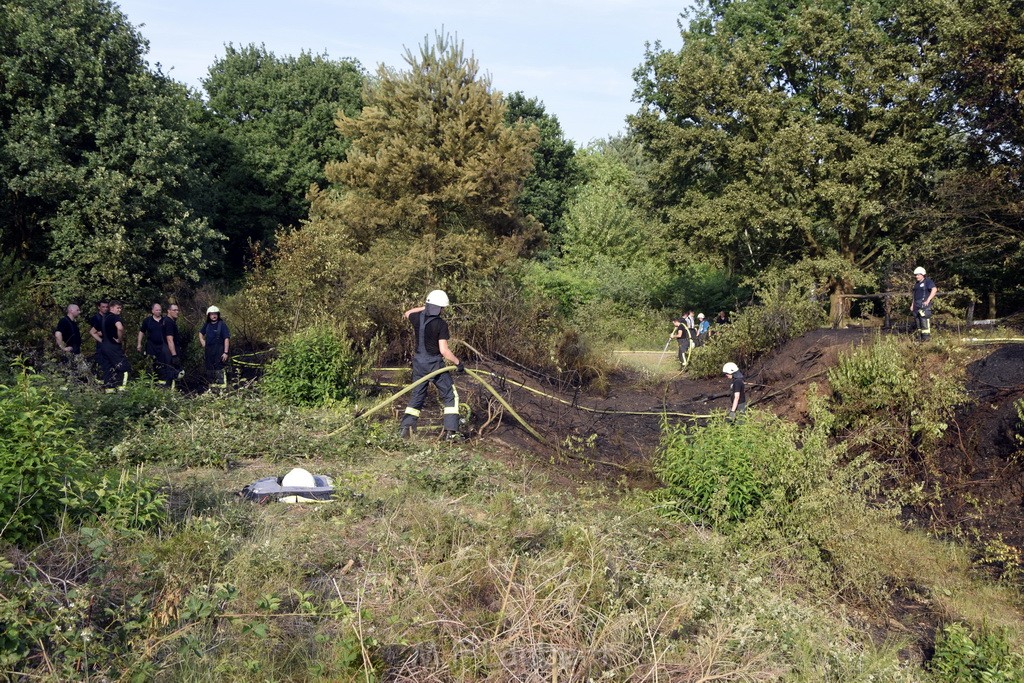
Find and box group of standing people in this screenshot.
[670,310,731,366]
[53,301,232,391]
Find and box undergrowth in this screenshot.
[3,363,1022,679]
[828,335,968,472]
[687,267,826,376]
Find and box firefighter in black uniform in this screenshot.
[199,306,230,389]
[162,303,183,389]
[911,266,937,342]
[399,290,464,439]
[137,303,168,380]
[100,300,129,391]
[54,304,82,357]
[88,300,109,382]
[671,318,694,367]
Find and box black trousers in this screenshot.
[100,341,129,389]
[400,355,460,432]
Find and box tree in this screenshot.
[504,92,581,241]
[238,33,540,345]
[631,0,950,320]
[0,0,221,303]
[898,0,1024,315]
[201,45,364,267]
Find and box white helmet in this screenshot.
[723,362,739,374]
[206,305,221,315]
[697,313,705,320]
[281,467,315,489]
[913,267,926,276]
[425,290,449,307]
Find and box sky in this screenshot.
[114,0,696,146]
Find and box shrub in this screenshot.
[68,467,168,531]
[828,336,966,465]
[262,327,359,407]
[0,366,95,546]
[655,411,828,529]
[930,622,1024,682]
[688,266,825,377]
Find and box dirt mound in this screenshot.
[745,328,873,422]
[385,329,874,479]
[921,346,1024,565]
[382,335,1023,567]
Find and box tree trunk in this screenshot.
[829,284,850,329]
[987,291,996,319]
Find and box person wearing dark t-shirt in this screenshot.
[137,303,170,380]
[54,304,83,356]
[89,300,109,381]
[671,318,694,367]
[199,306,230,388]
[910,266,937,342]
[399,289,464,439]
[100,300,129,390]
[162,303,183,388]
[723,362,746,421]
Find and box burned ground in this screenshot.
[382,330,1024,589]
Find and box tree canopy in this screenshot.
[201,45,364,266]
[503,92,582,242]
[0,0,220,303]
[238,33,541,346]
[631,0,1024,315]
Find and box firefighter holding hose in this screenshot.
[399,290,465,440]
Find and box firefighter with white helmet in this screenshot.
[911,267,937,342]
[199,305,230,389]
[723,362,746,421]
[400,289,464,439]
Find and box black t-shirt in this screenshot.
[913,278,936,306]
[55,316,82,354]
[89,312,104,335]
[163,317,181,353]
[675,323,693,343]
[139,316,166,347]
[409,311,450,356]
[730,371,746,405]
[102,313,123,346]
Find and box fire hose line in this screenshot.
[330,366,546,443]
[373,366,714,420]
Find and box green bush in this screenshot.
[655,411,828,529]
[69,467,168,531]
[0,367,95,546]
[827,336,966,465]
[262,327,359,407]
[930,622,1024,682]
[687,266,825,377]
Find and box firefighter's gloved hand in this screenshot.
[727,410,736,422]
[455,362,466,374]
[171,355,181,368]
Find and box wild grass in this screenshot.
[3,376,1022,679]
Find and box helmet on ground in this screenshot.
[698,313,705,320]
[723,362,739,374]
[206,305,221,315]
[425,290,450,307]
[282,467,316,489]
[913,267,926,276]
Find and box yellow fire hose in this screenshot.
[330,366,546,442]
